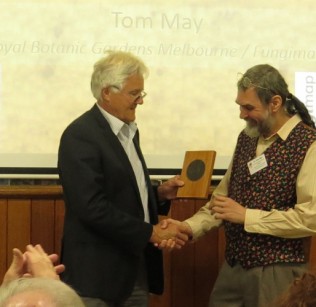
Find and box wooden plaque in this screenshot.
[177,150,216,199]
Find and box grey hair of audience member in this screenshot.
[0,277,85,307]
[237,64,315,128]
[90,50,149,102]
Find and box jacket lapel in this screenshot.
[133,131,158,221]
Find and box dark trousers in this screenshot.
[82,257,148,307]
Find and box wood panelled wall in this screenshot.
[0,186,65,281]
[1,186,315,307]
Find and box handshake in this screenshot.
[150,219,193,250]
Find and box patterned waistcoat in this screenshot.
[226,122,316,269]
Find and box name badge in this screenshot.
[247,154,268,175]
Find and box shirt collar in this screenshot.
[275,114,302,141]
[259,114,302,142]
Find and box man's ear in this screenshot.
[101,87,111,101]
[270,95,283,113]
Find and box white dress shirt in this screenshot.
[97,104,149,222]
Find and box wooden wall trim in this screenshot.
[0,186,63,199]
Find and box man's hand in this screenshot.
[24,244,64,280]
[210,195,246,224]
[150,219,191,249]
[153,218,193,250]
[2,248,25,285]
[1,244,66,286]
[157,175,184,201]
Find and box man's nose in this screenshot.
[136,96,144,105]
[239,109,248,119]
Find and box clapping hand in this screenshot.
[2,244,65,285]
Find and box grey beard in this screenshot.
[244,123,261,138]
[244,115,274,138]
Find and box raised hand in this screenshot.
[2,248,25,285]
[1,244,66,286]
[24,244,64,280]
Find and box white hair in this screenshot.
[90,50,149,101]
[0,277,85,307]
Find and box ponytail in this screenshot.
[285,94,315,129]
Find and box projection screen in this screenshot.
[0,0,315,176]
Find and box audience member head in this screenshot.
[274,271,316,307]
[0,277,85,307]
[90,50,149,102]
[237,64,315,128]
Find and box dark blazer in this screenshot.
[58,104,169,302]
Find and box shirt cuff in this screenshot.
[244,208,262,233]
